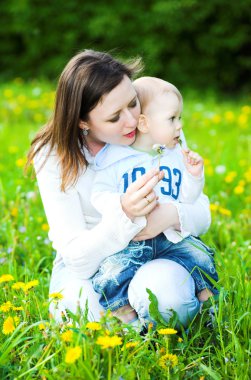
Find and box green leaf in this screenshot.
[146,288,168,326]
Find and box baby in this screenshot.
[91,77,218,326]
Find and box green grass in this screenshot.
[0,79,250,379]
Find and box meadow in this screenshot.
[0,79,250,379]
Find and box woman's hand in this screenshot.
[133,203,180,241]
[120,168,164,220]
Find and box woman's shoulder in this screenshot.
[33,143,59,175]
[34,143,94,192]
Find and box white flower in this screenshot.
[215,165,226,174]
[152,144,166,154]
[32,87,41,96]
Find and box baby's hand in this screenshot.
[181,148,204,177]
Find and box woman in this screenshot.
[27,50,211,327]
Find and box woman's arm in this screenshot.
[34,151,148,279]
[34,151,161,279]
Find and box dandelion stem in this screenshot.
[108,349,112,380]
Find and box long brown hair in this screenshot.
[27,50,142,191]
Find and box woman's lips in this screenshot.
[124,130,136,138]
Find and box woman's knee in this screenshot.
[49,267,103,322]
[128,259,200,327]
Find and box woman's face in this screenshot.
[83,75,140,147]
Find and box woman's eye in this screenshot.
[109,115,120,123]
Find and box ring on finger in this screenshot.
[145,195,151,204]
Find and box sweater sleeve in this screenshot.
[179,169,205,203]
[177,131,211,235]
[176,192,211,237]
[34,152,146,280]
[163,192,211,243]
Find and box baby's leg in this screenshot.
[112,304,137,323]
[156,234,219,297]
[92,240,154,323]
[197,288,213,301]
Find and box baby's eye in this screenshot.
[129,99,137,108]
[170,116,175,122]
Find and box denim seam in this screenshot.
[103,297,130,311]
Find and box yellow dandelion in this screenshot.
[238,114,248,126]
[33,113,44,123]
[10,207,18,217]
[86,321,101,331]
[13,107,22,115]
[159,353,178,368]
[3,89,13,98]
[238,180,245,186]
[41,223,49,232]
[148,322,154,330]
[125,341,139,349]
[16,158,26,168]
[0,274,14,283]
[178,337,183,343]
[96,335,122,349]
[65,346,82,364]
[2,316,20,335]
[12,306,23,311]
[245,195,251,203]
[210,204,219,212]
[61,329,73,342]
[224,111,234,122]
[234,185,244,195]
[25,280,39,291]
[158,328,178,335]
[224,171,237,183]
[12,282,26,290]
[212,114,221,124]
[241,209,251,217]
[241,105,251,114]
[39,323,46,330]
[49,292,64,301]
[27,100,37,109]
[244,170,251,183]
[17,94,26,104]
[218,207,232,217]
[0,301,13,312]
[204,158,211,166]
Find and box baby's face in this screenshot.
[146,92,183,149]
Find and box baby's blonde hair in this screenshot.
[133,76,183,114]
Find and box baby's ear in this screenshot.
[137,114,149,133]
